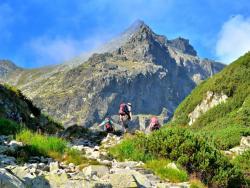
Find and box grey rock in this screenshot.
[188,91,228,125]
[0,168,25,188]
[0,155,16,166]
[113,161,142,169]
[49,161,59,172]
[0,146,9,154]
[83,165,110,178]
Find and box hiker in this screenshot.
[99,117,115,133]
[119,102,132,133]
[147,117,161,132]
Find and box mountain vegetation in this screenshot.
[172,52,250,150]
[109,52,250,187]
[0,83,63,134]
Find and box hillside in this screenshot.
[172,52,250,149]
[0,21,225,128]
[0,83,62,134]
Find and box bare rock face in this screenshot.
[188,91,228,125]
[167,37,197,56]
[224,136,250,156]
[0,21,225,128]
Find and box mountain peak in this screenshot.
[128,19,147,30]
[122,19,152,36]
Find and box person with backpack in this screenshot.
[147,117,161,132]
[99,117,115,133]
[119,102,132,133]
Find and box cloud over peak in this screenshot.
[216,15,250,64]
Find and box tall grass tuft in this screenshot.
[145,159,188,183]
[16,129,67,156]
[15,129,99,167]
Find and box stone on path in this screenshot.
[49,161,59,172]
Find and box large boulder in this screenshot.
[83,165,110,178]
[0,168,25,188]
[102,169,152,188]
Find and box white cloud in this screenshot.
[27,36,107,66]
[216,15,250,64]
[29,37,79,65]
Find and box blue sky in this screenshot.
[0,0,250,68]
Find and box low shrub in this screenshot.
[233,149,250,174]
[109,127,244,187]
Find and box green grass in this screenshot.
[15,129,98,167]
[189,179,207,188]
[144,159,188,183]
[109,133,154,162]
[16,129,67,155]
[0,118,23,135]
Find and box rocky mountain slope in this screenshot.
[171,52,250,150]
[0,21,225,128]
[0,84,62,133]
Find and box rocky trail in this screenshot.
[0,133,190,188]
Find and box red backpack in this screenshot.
[105,122,111,129]
[151,117,159,125]
[119,103,129,115]
[104,118,114,132]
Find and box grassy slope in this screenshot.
[171,52,250,149]
[0,83,63,134]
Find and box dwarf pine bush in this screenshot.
[109,127,244,187]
